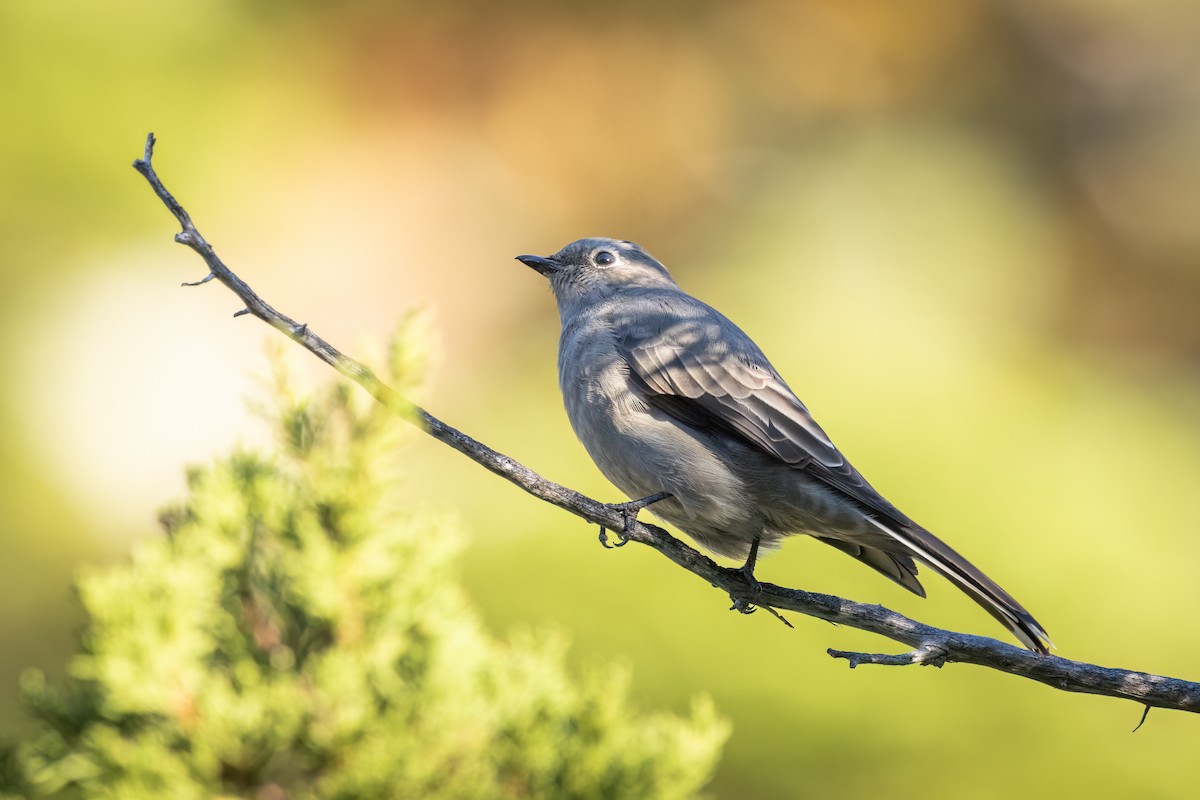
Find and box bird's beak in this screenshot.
[516,254,562,276]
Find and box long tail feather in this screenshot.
[864,518,1052,654]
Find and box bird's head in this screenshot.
[517,238,678,314]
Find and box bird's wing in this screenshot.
[618,315,914,529]
[618,305,1052,654]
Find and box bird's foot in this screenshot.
[728,537,763,614]
[598,492,672,549]
[737,563,762,596]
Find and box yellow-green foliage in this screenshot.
[0,331,727,799]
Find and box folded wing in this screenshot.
[618,311,1051,654]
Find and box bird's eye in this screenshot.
[594,250,616,266]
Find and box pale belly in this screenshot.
[560,354,772,558]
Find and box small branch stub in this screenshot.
[183,273,215,287]
[828,645,948,669]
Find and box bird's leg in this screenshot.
[599,491,672,549]
[729,536,763,615]
[739,536,762,591]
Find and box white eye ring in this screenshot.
[594,250,616,266]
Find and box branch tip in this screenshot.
[132,134,156,173]
[760,604,794,629]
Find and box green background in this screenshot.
[3,1,1199,797]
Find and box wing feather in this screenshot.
[621,324,914,529]
[614,298,1051,653]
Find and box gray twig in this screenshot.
[133,133,1200,718]
[828,645,948,668]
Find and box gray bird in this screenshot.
[517,238,1050,654]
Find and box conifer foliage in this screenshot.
[1,326,727,798]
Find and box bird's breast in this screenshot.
[556,321,756,539]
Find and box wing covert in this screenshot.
[620,326,914,527]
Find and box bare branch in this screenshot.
[133,133,1200,717]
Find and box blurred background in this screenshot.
[4,0,1200,796]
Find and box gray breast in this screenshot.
[555,307,771,557]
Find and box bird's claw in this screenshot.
[728,536,764,614]
[597,492,671,550]
[598,524,632,549]
[729,596,758,615]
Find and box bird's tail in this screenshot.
[865,517,1052,654]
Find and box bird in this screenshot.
[516,238,1050,654]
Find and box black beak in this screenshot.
[516,254,562,276]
